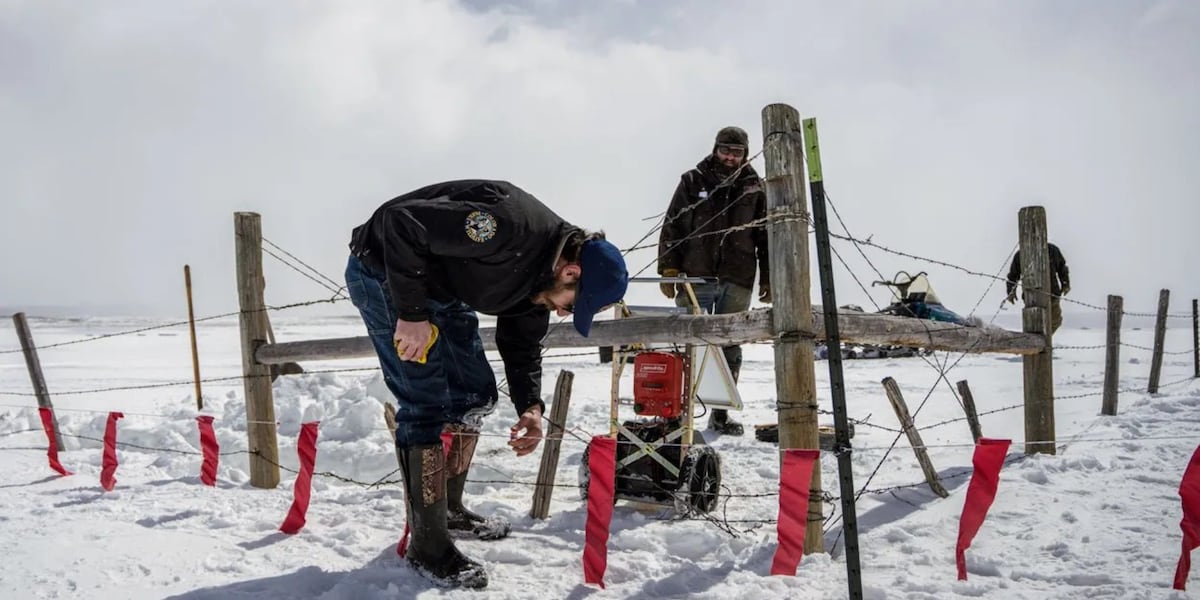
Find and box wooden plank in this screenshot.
[1147,289,1170,393]
[1101,295,1123,415]
[255,309,1046,365]
[531,370,574,520]
[955,380,983,442]
[1018,207,1055,456]
[762,103,823,553]
[234,212,280,489]
[881,377,948,498]
[11,312,64,449]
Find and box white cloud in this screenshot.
[1,0,1197,319]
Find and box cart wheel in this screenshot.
[676,445,721,514]
[577,442,617,504]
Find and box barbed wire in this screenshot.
[823,229,1195,320]
[262,237,349,301]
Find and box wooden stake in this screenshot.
[1193,299,1199,379]
[184,265,203,411]
[1101,295,1123,415]
[1018,207,1055,455]
[881,377,948,498]
[234,212,280,489]
[761,103,822,553]
[12,312,64,449]
[1147,289,1170,393]
[531,370,574,519]
[954,380,983,442]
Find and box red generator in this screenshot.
[632,352,685,419]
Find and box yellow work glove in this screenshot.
[660,269,678,299]
[395,324,439,364]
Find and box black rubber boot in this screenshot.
[708,409,744,436]
[444,427,511,540]
[397,444,488,589]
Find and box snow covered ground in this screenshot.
[0,312,1196,599]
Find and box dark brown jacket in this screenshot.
[1006,243,1070,296]
[656,157,769,289]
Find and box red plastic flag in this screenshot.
[771,448,821,576]
[956,438,1011,580]
[398,432,455,557]
[1173,443,1200,590]
[99,412,124,491]
[582,435,617,588]
[196,416,219,486]
[279,422,320,534]
[37,407,71,476]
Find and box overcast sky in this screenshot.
[2,0,1197,321]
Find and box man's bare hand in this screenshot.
[394,319,433,362]
[508,406,544,457]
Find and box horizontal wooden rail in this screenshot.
[256,308,1045,365]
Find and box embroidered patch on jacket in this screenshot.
[465,211,498,243]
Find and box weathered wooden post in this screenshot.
[12,312,64,449]
[1018,207,1055,455]
[881,377,948,498]
[761,103,822,552]
[531,370,574,519]
[1147,289,1170,394]
[1193,299,1199,379]
[954,380,983,442]
[234,212,280,489]
[1101,295,1123,415]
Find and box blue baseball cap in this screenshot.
[573,239,629,337]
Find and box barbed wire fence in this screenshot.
[2,141,1198,541]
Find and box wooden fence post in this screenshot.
[881,377,948,498]
[1147,289,1169,393]
[234,212,280,489]
[761,103,822,553]
[1193,299,1199,379]
[531,370,574,519]
[954,380,983,442]
[1018,207,1055,455]
[1101,295,1123,415]
[12,312,64,449]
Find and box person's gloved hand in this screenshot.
[1060,285,1070,297]
[660,268,678,299]
[758,283,772,304]
[1005,291,1017,304]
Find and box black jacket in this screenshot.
[656,157,769,290]
[349,179,576,415]
[1006,243,1070,296]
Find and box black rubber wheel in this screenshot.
[676,445,721,514]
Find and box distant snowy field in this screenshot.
[0,312,1196,599]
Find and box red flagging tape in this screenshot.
[397,432,455,558]
[582,435,616,588]
[99,412,124,491]
[1173,443,1200,590]
[196,416,219,486]
[37,407,71,476]
[279,422,320,534]
[771,448,821,576]
[956,438,1011,580]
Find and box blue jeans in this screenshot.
[345,256,497,448]
[675,281,752,380]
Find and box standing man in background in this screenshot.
[1005,242,1071,334]
[656,126,770,436]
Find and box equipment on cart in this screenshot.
[578,276,738,514]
